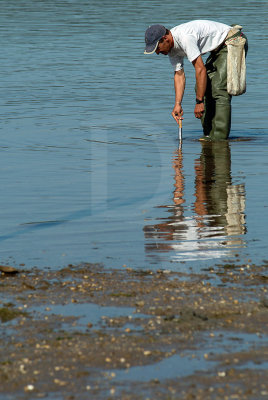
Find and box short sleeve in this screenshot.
[168,54,184,72]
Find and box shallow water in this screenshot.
[0,0,267,272]
[32,302,146,331]
[114,331,268,382]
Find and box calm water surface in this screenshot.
[0,0,267,271]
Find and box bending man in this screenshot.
[144,20,248,140]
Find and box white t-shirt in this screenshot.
[169,20,231,71]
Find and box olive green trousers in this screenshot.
[201,32,248,140]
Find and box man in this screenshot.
[144,20,248,140]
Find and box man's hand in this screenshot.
[194,102,205,119]
[172,103,184,124]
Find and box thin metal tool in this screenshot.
[178,118,182,142]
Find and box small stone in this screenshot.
[218,371,226,377]
[24,384,34,392]
[143,350,152,356]
[19,364,26,374]
[120,358,126,363]
[105,357,112,363]
[0,265,19,274]
[54,379,67,386]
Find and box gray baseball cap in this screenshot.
[144,24,166,54]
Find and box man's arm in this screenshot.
[192,55,207,119]
[172,69,185,124]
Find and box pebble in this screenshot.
[24,384,34,392]
[19,364,26,374]
[144,350,152,356]
[54,378,67,386]
[0,265,18,274]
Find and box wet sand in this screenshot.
[0,261,267,399]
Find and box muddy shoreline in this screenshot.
[0,262,267,399]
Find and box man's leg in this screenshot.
[201,75,214,137]
[201,46,231,140]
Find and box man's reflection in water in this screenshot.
[195,141,246,239]
[144,141,246,259]
[143,147,187,253]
